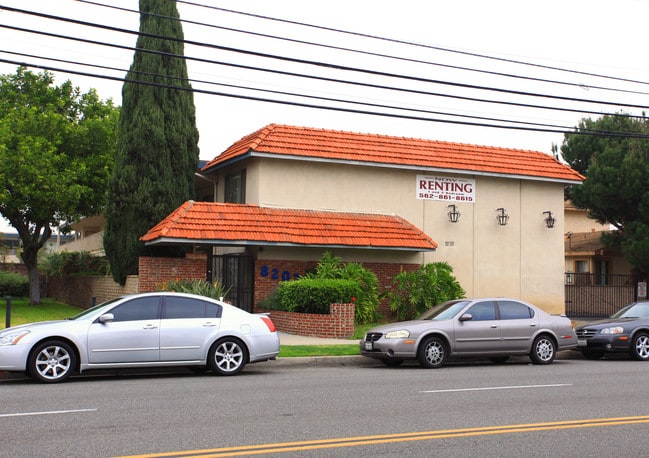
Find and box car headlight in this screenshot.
[600,326,624,335]
[385,330,410,339]
[0,330,30,346]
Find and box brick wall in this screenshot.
[264,303,355,338]
[47,275,138,308]
[254,259,420,315]
[138,253,207,292]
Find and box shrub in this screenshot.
[257,288,283,311]
[388,262,465,321]
[41,251,110,277]
[277,278,360,314]
[302,252,380,324]
[157,278,230,300]
[0,270,29,297]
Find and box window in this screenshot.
[108,297,161,322]
[498,301,534,320]
[467,301,496,321]
[224,170,246,203]
[163,296,222,319]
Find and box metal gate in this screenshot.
[208,254,255,312]
[565,272,636,317]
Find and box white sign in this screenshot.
[638,282,647,299]
[416,175,475,202]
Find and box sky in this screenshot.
[2,0,649,233]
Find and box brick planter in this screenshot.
[264,303,355,339]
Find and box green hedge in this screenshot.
[40,251,110,277]
[277,278,360,314]
[0,270,29,297]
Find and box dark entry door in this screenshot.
[209,254,254,312]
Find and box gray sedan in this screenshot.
[360,298,577,368]
[0,292,280,383]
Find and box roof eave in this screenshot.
[143,237,435,252]
[205,151,582,185]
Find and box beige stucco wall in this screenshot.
[224,158,568,313]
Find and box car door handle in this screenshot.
[491,324,498,328]
[530,323,537,327]
[202,322,218,327]
[142,324,158,330]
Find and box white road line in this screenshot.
[420,383,572,393]
[0,408,97,418]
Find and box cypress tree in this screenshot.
[104,0,199,284]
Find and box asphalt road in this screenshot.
[1,355,649,457]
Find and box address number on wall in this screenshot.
[260,265,300,281]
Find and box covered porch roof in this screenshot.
[141,201,437,251]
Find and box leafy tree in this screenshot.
[104,0,200,284]
[561,114,649,276]
[0,67,118,303]
[388,262,465,321]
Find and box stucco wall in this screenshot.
[240,158,568,313]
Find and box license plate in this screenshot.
[577,339,586,347]
[364,341,373,351]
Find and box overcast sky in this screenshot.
[2,0,649,233]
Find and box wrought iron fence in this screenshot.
[565,272,635,317]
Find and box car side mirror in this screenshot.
[98,313,114,324]
[459,313,473,322]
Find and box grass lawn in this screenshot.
[0,298,84,329]
[0,297,384,357]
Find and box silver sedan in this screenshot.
[360,298,577,368]
[0,292,280,383]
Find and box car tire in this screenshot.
[381,359,404,367]
[27,340,76,383]
[417,336,447,369]
[208,338,248,376]
[529,335,556,365]
[629,332,649,361]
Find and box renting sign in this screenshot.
[416,175,475,202]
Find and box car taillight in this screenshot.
[261,316,276,332]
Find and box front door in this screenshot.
[87,296,161,364]
[453,300,501,354]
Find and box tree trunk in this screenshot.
[21,244,41,305]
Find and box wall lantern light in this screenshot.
[447,204,461,223]
[543,211,555,229]
[496,208,509,226]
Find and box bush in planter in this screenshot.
[303,251,380,324]
[276,278,360,314]
[388,262,465,321]
[0,270,29,297]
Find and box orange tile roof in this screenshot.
[141,201,437,251]
[202,124,584,183]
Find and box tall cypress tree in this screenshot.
[104,0,199,284]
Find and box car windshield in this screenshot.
[417,300,470,321]
[67,297,123,320]
[611,301,649,319]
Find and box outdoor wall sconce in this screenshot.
[496,208,509,226]
[543,211,555,229]
[447,204,461,223]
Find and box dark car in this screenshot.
[575,301,649,360]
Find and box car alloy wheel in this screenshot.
[630,333,649,361]
[417,336,447,368]
[28,340,76,383]
[208,338,248,375]
[530,335,556,364]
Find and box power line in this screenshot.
[77,0,649,98]
[3,56,648,139]
[3,5,649,113]
[1,23,646,121]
